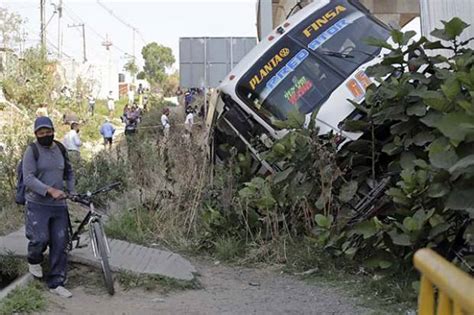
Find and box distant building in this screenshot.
[57,58,119,100]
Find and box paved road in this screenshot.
[0,226,196,281]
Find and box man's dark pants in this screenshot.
[25,202,69,289]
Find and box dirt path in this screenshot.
[44,259,373,315]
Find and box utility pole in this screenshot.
[82,24,86,63]
[96,1,145,59]
[102,35,113,97]
[57,0,62,59]
[40,0,46,53]
[68,23,87,63]
[132,28,136,60]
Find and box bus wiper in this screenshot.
[321,50,355,59]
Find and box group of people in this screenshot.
[159,105,196,140]
[122,104,143,139]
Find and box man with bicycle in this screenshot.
[23,117,75,298]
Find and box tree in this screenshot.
[0,8,24,50]
[136,71,145,80]
[123,57,139,82]
[1,47,56,108]
[141,42,175,86]
[162,70,179,97]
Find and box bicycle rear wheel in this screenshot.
[91,221,115,295]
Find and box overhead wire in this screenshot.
[20,23,75,60]
[96,0,147,49]
[61,4,132,56]
[60,8,105,58]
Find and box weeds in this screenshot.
[105,208,157,245]
[0,282,45,315]
[0,253,26,279]
[213,237,245,262]
[0,207,24,236]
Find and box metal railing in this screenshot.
[414,248,474,315]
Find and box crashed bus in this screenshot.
[208,0,420,174]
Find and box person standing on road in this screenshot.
[62,122,82,167]
[100,118,116,150]
[127,86,135,106]
[107,91,115,117]
[87,95,95,116]
[161,108,171,138]
[23,116,75,298]
[137,83,144,108]
[184,107,194,137]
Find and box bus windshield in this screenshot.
[236,0,389,125]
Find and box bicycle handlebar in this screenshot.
[67,182,122,205]
[89,182,121,196]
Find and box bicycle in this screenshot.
[66,182,121,295]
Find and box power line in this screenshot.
[20,23,75,60]
[45,36,72,59]
[95,0,146,58]
[61,5,131,56]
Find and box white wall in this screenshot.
[420,0,474,50]
[58,58,119,100]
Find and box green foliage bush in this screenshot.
[1,48,57,110]
[336,17,474,269]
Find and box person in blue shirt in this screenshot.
[99,118,116,149]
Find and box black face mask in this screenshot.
[37,134,54,146]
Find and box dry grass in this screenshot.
[0,206,24,236]
[103,105,211,251]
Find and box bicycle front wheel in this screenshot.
[91,221,115,295]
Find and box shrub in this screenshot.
[334,17,474,269]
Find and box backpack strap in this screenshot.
[54,140,68,158]
[29,143,40,161]
[54,140,72,179]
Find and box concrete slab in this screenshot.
[0,227,196,281]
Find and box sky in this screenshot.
[1,0,258,70]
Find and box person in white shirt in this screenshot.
[161,108,170,138]
[63,122,82,165]
[107,91,115,116]
[87,95,95,116]
[127,87,135,106]
[184,108,194,136]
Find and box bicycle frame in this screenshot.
[66,182,120,295]
[69,200,111,259]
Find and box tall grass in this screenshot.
[0,282,45,315]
